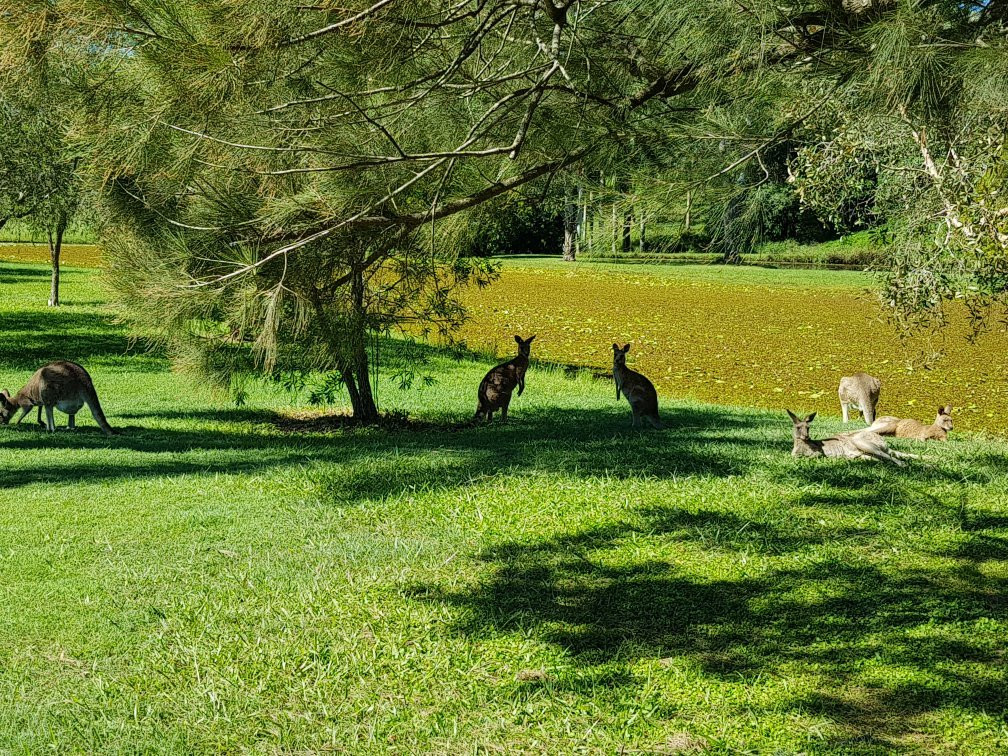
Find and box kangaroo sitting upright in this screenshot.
[869,405,953,441]
[612,343,661,429]
[838,371,881,424]
[788,410,915,466]
[0,361,117,436]
[475,335,535,424]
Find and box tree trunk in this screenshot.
[344,267,380,422]
[622,209,633,255]
[562,193,577,261]
[48,214,66,307]
[639,211,646,254]
[683,190,693,233]
[611,203,617,255]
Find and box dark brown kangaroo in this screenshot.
[0,361,117,436]
[613,343,661,429]
[475,335,534,424]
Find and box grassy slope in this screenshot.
[493,255,873,288]
[1,262,1007,752]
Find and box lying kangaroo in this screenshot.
[869,405,953,441]
[613,343,661,429]
[0,361,117,436]
[475,335,534,424]
[788,410,916,466]
[838,372,881,424]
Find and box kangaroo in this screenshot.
[838,371,881,424]
[787,410,916,466]
[613,343,661,429]
[0,361,117,436]
[868,405,953,441]
[475,335,535,424]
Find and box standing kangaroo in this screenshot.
[612,343,661,429]
[869,405,953,441]
[0,361,117,436]
[838,372,881,424]
[475,335,535,424]
[787,410,916,466]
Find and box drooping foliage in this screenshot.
[1,0,1007,415]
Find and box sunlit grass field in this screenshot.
[1,259,1007,752]
[458,257,1008,435]
[0,242,103,267]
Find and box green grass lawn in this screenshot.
[1,261,1007,752]
[494,255,874,289]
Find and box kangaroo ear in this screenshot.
[623,343,631,353]
[514,335,521,344]
[940,405,950,415]
[526,335,536,343]
[612,343,620,352]
[805,412,817,423]
[786,409,799,423]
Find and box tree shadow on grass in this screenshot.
[414,508,1008,750]
[0,309,161,373]
[0,404,781,490]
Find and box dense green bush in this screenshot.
[460,198,564,257]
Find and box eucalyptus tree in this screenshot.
[0,18,87,307]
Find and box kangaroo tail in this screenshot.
[867,417,898,435]
[84,383,117,436]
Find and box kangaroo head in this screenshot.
[612,343,631,368]
[786,409,816,441]
[935,405,953,432]
[514,334,535,358]
[0,390,12,425]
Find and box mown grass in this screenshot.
[1,261,1007,752]
[0,242,103,267]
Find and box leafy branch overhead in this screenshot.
[1,0,1006,417]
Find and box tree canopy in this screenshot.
[2,0,1006,416]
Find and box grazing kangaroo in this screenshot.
[869,405,953,441]
[0,361,117,436]
[787,410,916,466]
[838,372,881,424]
[475,335,535,424]
[612,343,661,429]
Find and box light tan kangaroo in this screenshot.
[868,405,953,441]
[0,361,117,436]
[787,410,916,466]
[613,343,661,429]
[838,372,881,424]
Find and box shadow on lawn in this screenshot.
[0,403,781,490]
[0,309,158,373]
[416,508,1008,750]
